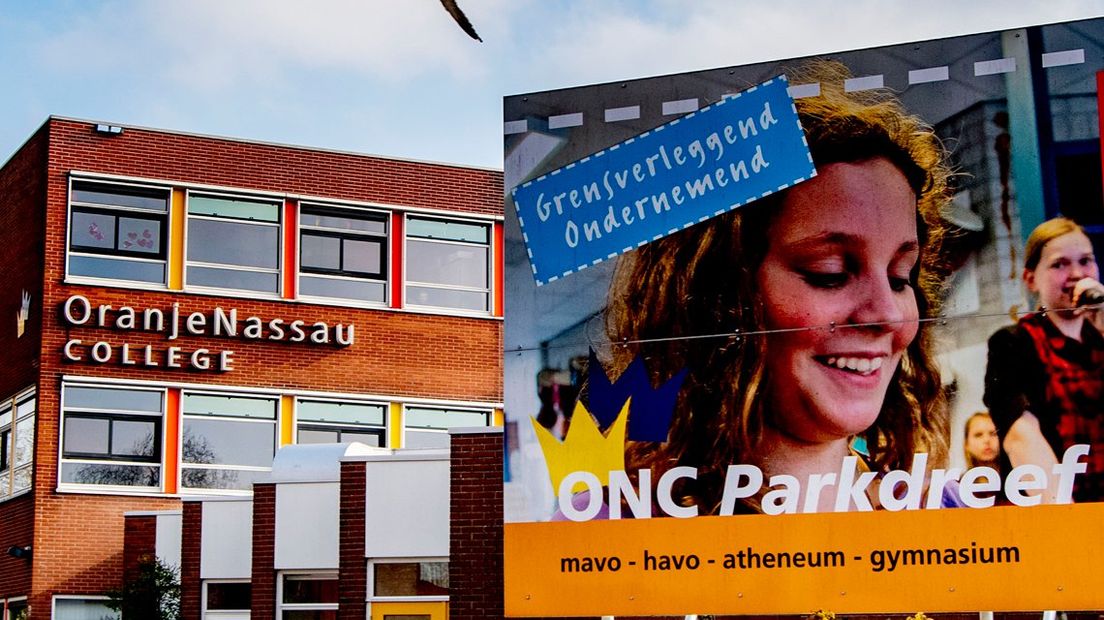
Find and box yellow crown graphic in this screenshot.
[532,398,629,494]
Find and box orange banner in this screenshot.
[505,504,1104,617]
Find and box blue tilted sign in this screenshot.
[511,76,816,285]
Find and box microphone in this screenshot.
[1077,288,1104,307]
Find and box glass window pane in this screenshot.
[64,417,110,455]
[1,429,10,470]
[405,286,487,311]
[69,255,166,284]
[181,466,266,491]
[118,217,162,254]
[343,238,382,274]
[403,431,448,449]
[187,219,279,268]
[112,420,157,458]
[374,562,449,597]
[299,276,385,302]
[206,582,252,611]
[73,181,168,211]
[297,428,340,444]
[60,462,159,487]
[298,427,382,446]
[190,195,279,222]
[71,212,116,250]
[53,598,121,620]
[15,397,34,418]
[183,419,274,467]
[13,417,34,466]
[298,401,384,425]
[184,394,276,419]
[65,387,162,412]
[283,576,338,604]
[187,266,279,293]
[0,404,11,427]
[405,408,488,429]
[407,218,488,243]
[0,472,10,496]
[12,463,31,493]
[406,240,488,289]
[301,210,386,234]
[5,601,26,620]
[301,234,341,271]
[339,430,382,446]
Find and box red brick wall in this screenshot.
[0,494,34,599]
[18,116,503,616]
[338,461,366,620]
[179,502,202,620]
[40,117,504,404]
[46,118,500,217]
[29,493,179,618]
[449,430,504,620]
[250,483,275,620]
[0,117,503,617]
[42,291,502,402]
[121,515,157,583]
[0,125,46,398]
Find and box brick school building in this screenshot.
[0,117,503,619]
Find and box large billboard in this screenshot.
[503,16,1104,617]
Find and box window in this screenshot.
[60,386,162,489]
[404,407,490,448]
[299,205,388,303]
[53,596,119,620]
[278,573,337,619]
[182,393,277,491]
[187,193,281,293]
[296,400,385,446]
[371,561,449,598]
[68,180,170,285]
[203,581,251,620]
[4,597,27,620]
[0,390,34,500]
[405,217,490,312]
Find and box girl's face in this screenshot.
[1025,230,1098,311]
[756,158,920,443]
[965,416,999,463]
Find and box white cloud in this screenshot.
[36,0,520,92]
[515,0,1104,88]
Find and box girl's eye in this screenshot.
[1079,256,1095,266]
[889,276,912,293]
[802,271,848,289]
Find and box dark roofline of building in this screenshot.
[1,115,503,175]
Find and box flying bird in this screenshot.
[440,0,482,42]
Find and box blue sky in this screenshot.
[2,0,1103,169]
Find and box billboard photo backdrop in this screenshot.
[504,16,1104,617]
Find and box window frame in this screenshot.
[180,391,279,494]
[66,178,171,287]
[367,558,450,603]
[0,388,34,499]
[402,406,491,449]
[276,571,339,618]
[58,384,165,492]
[3,596,28,620]
[51,595,120,620]
[184,190,283,297]
[403,214,492,314]
[299,203,389,284]
[202,579,252,620]
[294,397,388,447]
